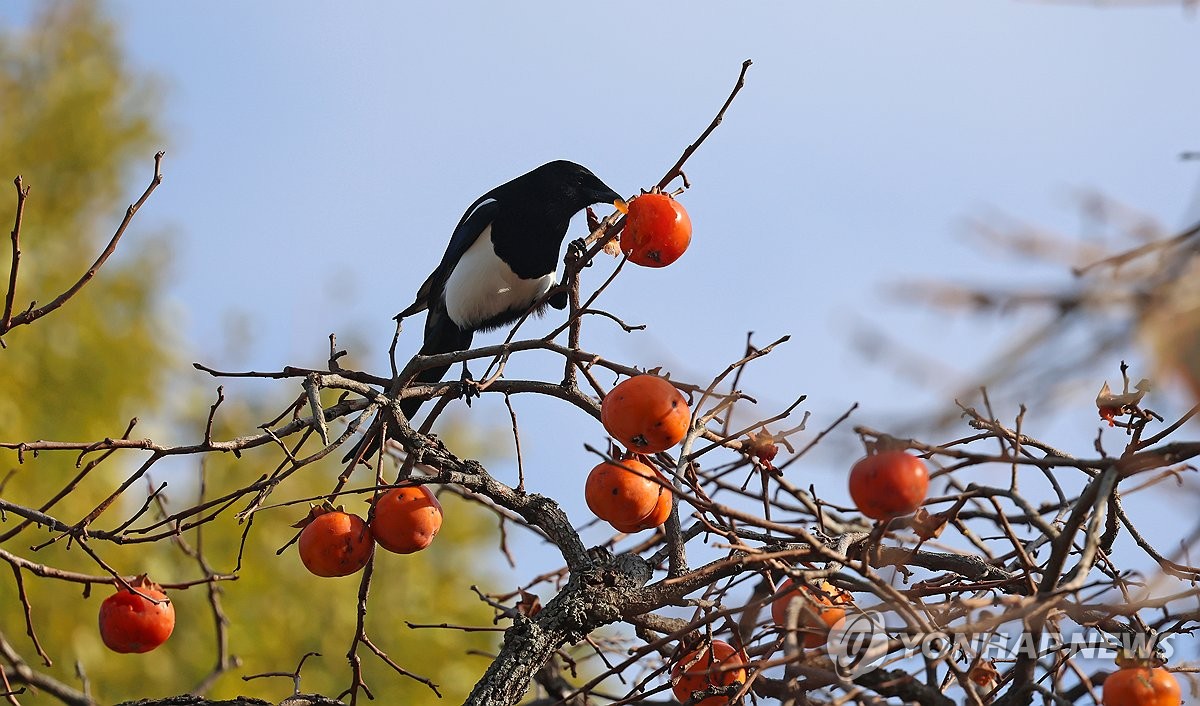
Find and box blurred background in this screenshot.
[0,1,1196,703]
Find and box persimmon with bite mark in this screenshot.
[771,578,851,648]
[671,639,749,706]
[371,486,443,554]
[297,506,374,577]
[98,575,175,654]
[601,375,690,453]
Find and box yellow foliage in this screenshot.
[0,4,503,703]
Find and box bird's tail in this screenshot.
[342,311,473,465]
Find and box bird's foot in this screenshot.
[459,362,481,407]
[566,237,592,268]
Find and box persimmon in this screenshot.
[585,458,662,526]
[621,191,692,268]
[1102,665,1181,706]
[98,575,175,654]
[671,639,749,706]
[848,450,929,521]
[297,506,374,577]
[610,474,672,533]
[771,578,851,648]
[601,375,690,453]
[371,486,443,554]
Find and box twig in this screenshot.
[9,567,50,667]
[655,60,753,191]
[1072,220,1200,276]
[503,394,526,494]
[2,176,31,336]
[2,152,165,333]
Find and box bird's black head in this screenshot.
[516,160,622,218]
[483,160,623,279]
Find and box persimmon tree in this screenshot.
[2,58,1199,706]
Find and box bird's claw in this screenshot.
[459,364,481,407]
[567,237,592,268]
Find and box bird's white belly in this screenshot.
[444,226,555,329]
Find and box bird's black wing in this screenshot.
[396,196,502,320]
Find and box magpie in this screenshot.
[345,160,623,463]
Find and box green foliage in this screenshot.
[0,0,172,471]
[157,401,504,705]
[0,2,179,699]
[0,3,503,703]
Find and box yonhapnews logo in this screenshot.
[826,610,890,677]
[824,610,1176,679]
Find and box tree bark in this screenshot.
[465,552,653,706]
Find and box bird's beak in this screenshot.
[613,198,628,215]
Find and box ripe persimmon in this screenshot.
[848,450,929,521]
[610,473,672,533]
[98,575,175,654]
[671,640,749,706]
[771,578,851,648]
[585,458,663,526]
[601,375,689,453]
[297,506,373,577]
[371,486,443,554]
[1102,665,1181,706]
[622,191,692,268]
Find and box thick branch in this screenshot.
[464,554,652,706]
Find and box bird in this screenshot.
[344,160,623,464]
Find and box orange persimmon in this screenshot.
[601,375,689,453]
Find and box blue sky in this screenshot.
[104,5,1194,374]
[3,0,1199,606]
